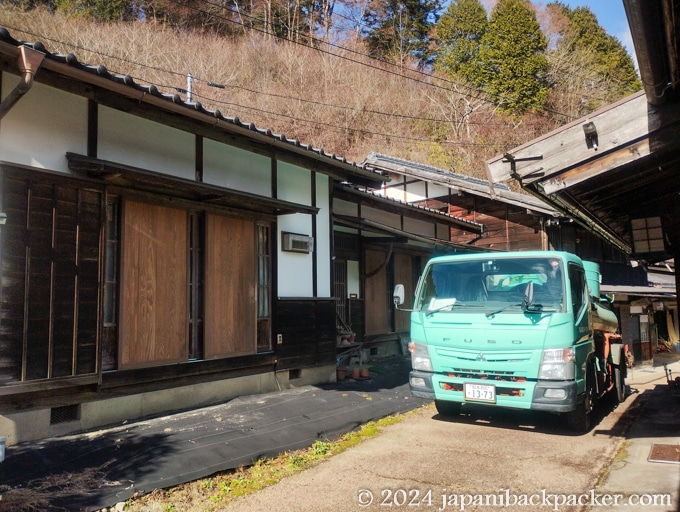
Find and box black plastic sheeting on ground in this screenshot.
[1,356,426,511]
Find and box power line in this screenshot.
[3,23,545,130]
[165,0,578,121]
[3,24,492,146]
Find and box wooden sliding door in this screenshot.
[119,200,188,369]
[204,213,257,358]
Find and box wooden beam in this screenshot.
[540,138,651,194]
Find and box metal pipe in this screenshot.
[623,0,671,105]
[0,45,45,120]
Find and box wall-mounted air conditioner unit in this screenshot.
[282,232,314,253]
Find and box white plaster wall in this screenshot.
[383,187,406,202]
[347,260,360,298]
[430,183,449,198]
[98,106,194,179]
[203,139,272,196]
[277,162,313,297]
[334,198,358,217]
[315,173,332,298]
[0,75,87,172]
[405,180,427,202]
[363,206,401,229]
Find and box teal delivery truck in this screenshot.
[393,251,628,432]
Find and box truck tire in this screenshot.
[611,366,626,404]
[435,400,462,417]
[566,385,592,433]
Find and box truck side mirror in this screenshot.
[393,284,405,307]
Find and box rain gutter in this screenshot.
[0,45,45,120]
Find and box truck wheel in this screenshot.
[566,385,592,433]
[611,366,626,404]
[435,400,462,417]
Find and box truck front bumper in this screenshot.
[409,370,578,412]
[409,370,436,399]
[530,380,579,412]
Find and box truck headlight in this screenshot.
[538,347,575,380]
[408,341,433,372]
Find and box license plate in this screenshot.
[464,383,496,403]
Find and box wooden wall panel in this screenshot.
[0,177,28,383]
[276,298,336,369]
[119,201,188,369]
[0,173,102,384]
[204,214,256,358]
[74,189,102,374]
[365,249,388,335]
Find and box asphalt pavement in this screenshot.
[1,351,679,512]
[588,350,680,512]
[0,356,427,511]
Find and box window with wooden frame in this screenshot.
[257,223,272,352]
[189,211,205,360]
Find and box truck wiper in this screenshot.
[485,302,523,318]
[425,300,459,317]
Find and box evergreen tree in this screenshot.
[547,2,640,110]
[478,0,548,114]
[362,0,442,67]
[433,0,487,85]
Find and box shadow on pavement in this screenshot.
[0,356,425,511]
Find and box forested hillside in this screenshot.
[0,0,640,180]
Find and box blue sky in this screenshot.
[551,1,635,61]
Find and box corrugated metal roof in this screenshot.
[0,27,387,187]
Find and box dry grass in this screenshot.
[122,412,412,512]
[0,4,560,180]
[0,462,115,512]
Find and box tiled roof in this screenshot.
[364,152,558,215]
[337,183,483,232]
[0,27,386,185]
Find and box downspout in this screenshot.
[0,45,45,120]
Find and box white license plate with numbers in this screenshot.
[464,383,496,402]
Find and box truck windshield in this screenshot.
[417,257,565,313]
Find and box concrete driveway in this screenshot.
[221,380,662,512]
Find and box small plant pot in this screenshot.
[336,366,348,381]
[351,367,360,379]
[360,368,369,378]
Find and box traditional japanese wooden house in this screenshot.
[331,183,485,355]
[0,30,398,444]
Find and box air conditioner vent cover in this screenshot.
[282,232,314,253]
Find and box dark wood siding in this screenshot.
[275,298,336,369]
[0,170,102,386]
[433,195,545,251]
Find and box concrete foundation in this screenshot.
[0,363,335,446]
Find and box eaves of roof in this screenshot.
[600,284,676,299]
[335,183,483,234]
[0,27,388,188]
[334,215,490,253]
[364,152,558,216]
